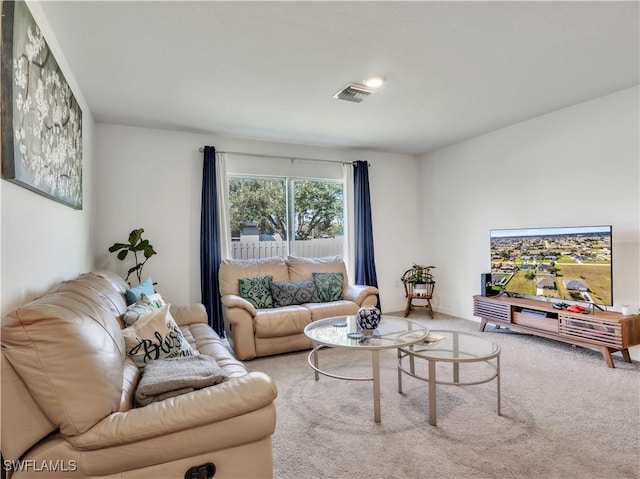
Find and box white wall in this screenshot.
[419,86,640,358]
[1,2,96,316]
[94,124,422,310]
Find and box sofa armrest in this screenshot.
[221,294,257,316]
[169,303,208,326]
[66,372,276,450]
[345,284,379,306]
[221,297,258,360]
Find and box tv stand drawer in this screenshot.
[513,312,559,333]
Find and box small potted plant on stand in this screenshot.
[401,264,436,318]
[402,264,436,296]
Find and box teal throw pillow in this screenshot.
[313,272,344,302]
[125,277,155,305]
[238,276,274,309]
[271,279,320,307]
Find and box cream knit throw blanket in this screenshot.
[135,355,228,407]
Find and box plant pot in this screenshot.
[413,283,428,296]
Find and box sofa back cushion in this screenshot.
[219,257,289,296]
[1,273,127,436]
[92,270,130,309]
[287,256,349,295]
[94,270,132,301]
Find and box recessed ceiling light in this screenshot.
[363,75,386,89]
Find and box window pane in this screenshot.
[228,176,344,260]
[290,179,344,258]
[228,177,287,259]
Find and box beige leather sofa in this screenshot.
[219,256,379,360]
[1,271,277,479]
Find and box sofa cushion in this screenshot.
[122,305,198,368]
[305,300,360,321]
[313,272,344,302]
[254,306,312,338]
[1,274,127,436]
[125,277,155,305]
[179,323,247,379]
[219,257,289,297]
[94,270,130,299]
[238,276,274,309]
[271,279,319,307]
[287,255,348,284]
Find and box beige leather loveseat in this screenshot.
[219,256,379,360]
[1,271,277,478]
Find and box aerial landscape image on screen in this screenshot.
[490,225,612,306]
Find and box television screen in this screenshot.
[490,225,613,306]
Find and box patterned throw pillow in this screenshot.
[271,279,320,307]
[238,276,274,309]
[313,272,344,302]
[122,293,166,326]
[122,304,198,369]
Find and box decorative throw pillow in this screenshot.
[125,277,155,305]
[313,272,344,302]
[122,304,198,368]
[238,276,274,309]
[143,292,165,308]
[271,279,320,307]
[122,293,166,326]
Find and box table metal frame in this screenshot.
[397,330,501,426]
[305,316,429,423]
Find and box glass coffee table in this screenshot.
[304,315,429,423]
[397,330,501,426]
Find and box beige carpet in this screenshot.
[246,314,640,479]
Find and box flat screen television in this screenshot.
[490,225,613,306]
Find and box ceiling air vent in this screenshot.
[333,82,375,103]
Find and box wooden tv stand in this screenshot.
[473,295,640,368]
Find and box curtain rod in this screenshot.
[198,148,365,166]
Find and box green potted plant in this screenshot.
[401,264,436,297]
[108,228,157,285]
[401,264,436,284]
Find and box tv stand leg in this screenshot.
[620,348,631,363]
[479,318,487,332]
[599,347,615,368]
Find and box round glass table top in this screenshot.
[304,315,429,350]
[405,329,500,362]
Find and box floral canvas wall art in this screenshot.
[1,0,83,209]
